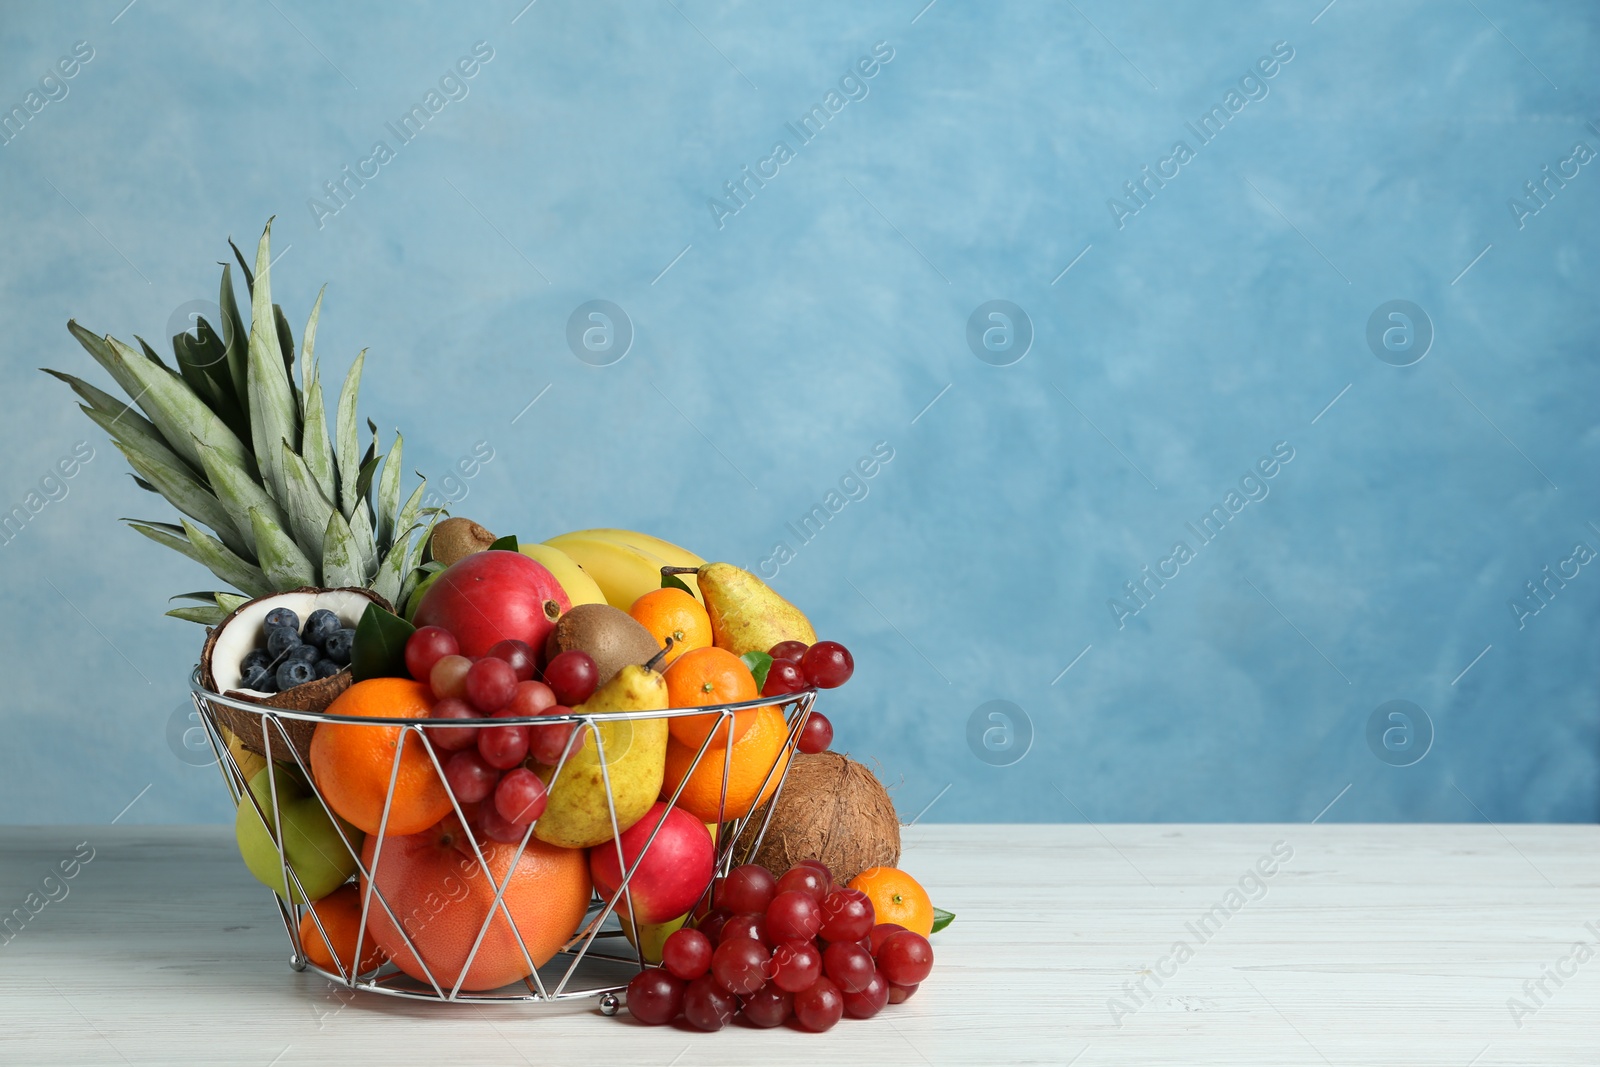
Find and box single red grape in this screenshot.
[507,679,556,718]
[887,981,918,1004]
[661,928,713,980]
[711,936,770,996]
[477,709,530,769]
[465,656,518,713]
[494,767,547,823]
[761,660,806,697]
[877,930,934,986]
[765,890,821,942]
[769,939,821,992]
[696,908,730,947]
[429,654,472,700]
[798,712,833,754]
[868,922,907,955]
[682,974,738,1031]
[797,858,834,885]
[740,984,792,1028]
[768,640,808,664]
[406,626,459,682]
[625,967,683,1025]
[793,976,844,1032]
[720,912,768,947]
[819,887,874,943]
[425,696,480,752]
[527,706,578,766]
[486,639,537,682]
[800,641,853,688]
[776,866,829,903]
[443,749,497,804]
[476,795,529,844]
[823,941,875,994]
[843,970,888,1018]
[718,864,778,915]
[544,650,598,706]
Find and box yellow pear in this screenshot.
[617,911,689,965]
[533,663,669,849]
[690,563,817,657]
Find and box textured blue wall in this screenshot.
[1,1,1596,825]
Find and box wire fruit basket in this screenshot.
[192,669,816,1008]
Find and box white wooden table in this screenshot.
[1,824,1595,1065]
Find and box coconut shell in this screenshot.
[199,587,390,766]
[736,751,901,884]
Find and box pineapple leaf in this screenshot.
[80,404,188,480]
[67,320,142,401]
[194,439,289,558]
[280,442,337,562]
[136,336,180,376]
[334,349,366,517]
[215,592,249,614]
[229,236,254,291]
[166,605,227,625]
[299,287,325,396]
[247,220,298,506]
[354,449,382,514]
[128,520,207,565]
[169,591,229,603]
[217,263,250,404]
[131,475,159,494]
[180,519,271,598]
[112,440,247,556]
[249,505,316,589]
[43,368,154,430]
[171,320,235,425]
[300,359,337,503]
[105,333,256,479]
[372,531,413,605]
[321,508,364,587]
[375,431,402,551]
[350,498,378,579]
[273,303,301,413]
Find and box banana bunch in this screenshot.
[543,528,706,609]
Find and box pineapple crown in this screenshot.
[44,219,438,625]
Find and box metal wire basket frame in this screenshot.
[191,667,817,1006]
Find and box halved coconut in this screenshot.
[200,587,390,765]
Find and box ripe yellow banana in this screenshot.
[556,528,707,569]
[517,542,607,607]
[543,533,688,610]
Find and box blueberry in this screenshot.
[313,658,343,680]
[302,609,341,648]
[288,643,321,663]
[241,648,271,674]
[241,665,274,692]
[266,626,302,658]
[276,659,315,690]
[264,607,300,632]
[324,628,356,665]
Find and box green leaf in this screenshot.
[375,431,402,551]
[43,367,154,429]
[128,521,207,567]
[931,908,955,934]
[195,440,288,558]
[321,508,364,588]
[299,360,337,503]
[217,262,250,404]
[215,592,249,614]
[67,319,140,398]
[78,403,181,476]
[249,506,316,589]
[246,222,298,506]
[169,590,228,603]
[105,332,257,479]
[180,519,271,598]
[334,349,366,517]
[166,605,227,625]
[350,601,416,682]
[229,235,254,291]
[489,534,519,552]
[349,498,378,579]
[662,573,693,595]
[111,440,247,556]
[299,287,325,393]
[740,650,773,690]
[280,443,337,561]
[353,448,382,514]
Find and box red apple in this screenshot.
[589,802,715,925]
[413,551,570,659]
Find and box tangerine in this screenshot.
[310,678,453,837]
[663,646,759,748]
[848,867,934,937]
[629,587,712,667]
[361,815,591,991]
[298,883,388,975]
[662,703,792,823]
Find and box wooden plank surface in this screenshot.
[1,824,1596,1065]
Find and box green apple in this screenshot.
[618,910,689,965]
[234,764,362,904]
[403,569,443,622]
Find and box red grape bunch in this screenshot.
[762,640,854,755]
[621,858,933,1032]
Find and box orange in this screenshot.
[629,587,712,667]
[664,645,760,748]
[662,703,792,823]
[298,883,388,976]
[310,678,453,837]
[362,815,591,991]
[849,867,934,936]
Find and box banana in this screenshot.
[517,542,607,607]
[543,533,681,610]
[561,528,707,570]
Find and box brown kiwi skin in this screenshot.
[543,603,661,686]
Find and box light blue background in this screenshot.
[1,1,1596,825]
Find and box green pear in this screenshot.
[533,664,669,849]
[234,764,362,904]
[692,562,817,657]
[618,911,689,965]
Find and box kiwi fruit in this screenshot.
[545,603,661,686]
[428,517,496,567]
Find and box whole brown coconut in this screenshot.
[736,751,901,884]
[427,517,496,567]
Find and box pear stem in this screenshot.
[644,637,673,674]
[661,566,700,576]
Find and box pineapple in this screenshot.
[44,219,436,625]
